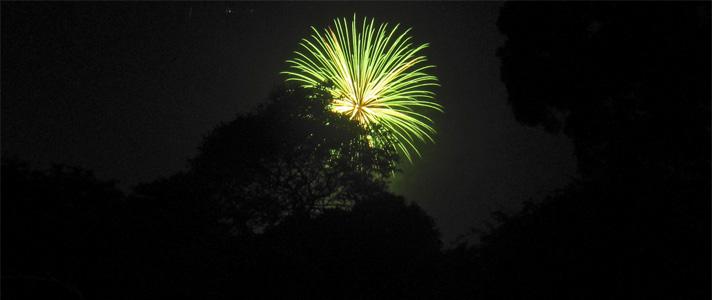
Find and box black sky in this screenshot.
[2,2,577,243]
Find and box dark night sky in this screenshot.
[2,2,577,243]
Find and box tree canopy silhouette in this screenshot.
[137,85,400,236]
[116,86,441,298]
[498,2,710,179]
[1,157,125,299]
[2,86,444,299]
[458,2,711,299]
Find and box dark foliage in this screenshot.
[244,195,442,298]
[497,2,710,179]
[447,2,710,299]
[1,158,125,299]
[185,86,399,234]
[2,87,439,299]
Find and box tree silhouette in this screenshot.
[179,85,399,235]
[459,2,711,299]
[497,2,710,179]
[110,86,437,299]
[2,85,445,299]
[1,157,125,299]
[244,194,442,299]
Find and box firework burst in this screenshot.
[282,15,442,162]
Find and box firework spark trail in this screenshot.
[282,15,442,162]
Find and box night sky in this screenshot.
[2,2,577,242]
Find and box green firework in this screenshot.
[282,15,442,162]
